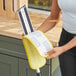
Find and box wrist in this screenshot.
[61,45,68,52]
[59,46,67,53]
[61,37,76,52]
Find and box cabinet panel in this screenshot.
[19,59,37,76]
[19,59,51,76]
[19,59,27,76]
[41,65,50,76]
[0,54,18,76]
[0,35,27,59]
[25,64,50,76]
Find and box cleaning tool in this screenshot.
[17,5,53,76]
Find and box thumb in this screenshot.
[46,53,56,59]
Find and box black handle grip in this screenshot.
[37,73,41,76]
[17,5,34,35]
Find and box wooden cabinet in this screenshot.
[0,35,52,76]
[0,54,18,76]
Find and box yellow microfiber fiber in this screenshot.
[22,31,53,70]
[22,36,46,70]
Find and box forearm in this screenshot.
[62,37,76,52]
[37,0,61,33]
[37,15,57,33]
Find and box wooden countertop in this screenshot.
[0,12,62,46]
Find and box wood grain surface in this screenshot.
[0,12,62,46]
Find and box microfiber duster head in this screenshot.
[22,36,46,70]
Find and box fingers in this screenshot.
[46,48,58,59]
[45,50,55,59]
[47,50,54,56]
[46,53,57,59]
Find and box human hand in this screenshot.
[46,47,64,59]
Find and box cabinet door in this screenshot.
[19,59,37,76]
[0,54,18,76]
[19,59,51,76]
[40,64,50,76]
